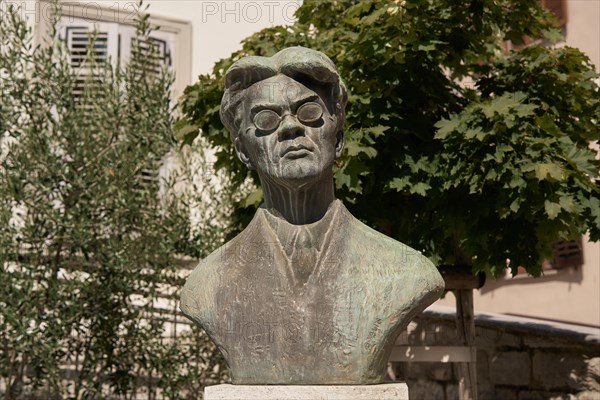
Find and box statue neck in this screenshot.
[260,174,335,225]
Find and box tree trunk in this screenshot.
[456,289,477,400]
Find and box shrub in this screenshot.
[0,1,228,398]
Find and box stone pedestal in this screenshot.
[204,383,409,400]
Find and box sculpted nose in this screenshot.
[278,114,305,140]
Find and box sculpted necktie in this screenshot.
[288,226,318,286]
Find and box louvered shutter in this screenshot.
[58,17,119,99]
[58,17,177,192]
[117,26,177,190]
[117,25,176,75]
[551,239,583,269]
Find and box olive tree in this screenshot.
[0,2,228,398]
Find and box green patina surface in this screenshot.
[181,47,444,384]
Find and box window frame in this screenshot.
[34,0,192,97]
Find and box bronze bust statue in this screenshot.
[181,47,444,385]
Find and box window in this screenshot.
[35,0,192,98]
[548,239,583,270]
[34,1,192,189]
[512,240,584,276]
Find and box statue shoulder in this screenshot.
[342,209,444,294]
[341,211,410,262]
[180,235,245,323]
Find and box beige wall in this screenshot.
[436,236,600,327]
[146,0,300,76]
[566,0,600,72]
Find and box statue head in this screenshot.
[220,47,347,189]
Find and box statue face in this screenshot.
[237,75,341,188]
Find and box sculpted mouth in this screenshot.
[281,144,313,158]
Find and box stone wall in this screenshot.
[392,306,600,399]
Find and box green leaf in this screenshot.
[409,182,431,196]
[345,141,377,158]
[334,160,365,194]
[241,188,263,208]
[360,7,387,26]
[434,117,460,140]
[364,125,390,137]
[418,43,436,52]
[534,163,563,181]
[544,200,561,219]
[346,0,373,19]
[334,167,352,190]
[514,103,537,118]
[388,177,411,192]
[480,92,526,118]
[509,198,521,213]
[535,114,561,136]
[465,128,487,141]
[173,122,198,141]
[558,195,577,213]
[508,174,525,189]
[485,169,497,181]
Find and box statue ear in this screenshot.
[234,136,254,169]
[335,130,345,159]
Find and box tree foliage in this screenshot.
[178,0,600,277]
[0,2,228,398]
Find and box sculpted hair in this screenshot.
[220,47,348,142]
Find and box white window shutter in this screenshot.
[58,17,119,63]
[146,29,176,71]
[115,27,177,191]
[118,25,176,74]
[57,17,177,190]
[58,17,119,98]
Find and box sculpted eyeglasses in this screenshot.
[253,102,323,132]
